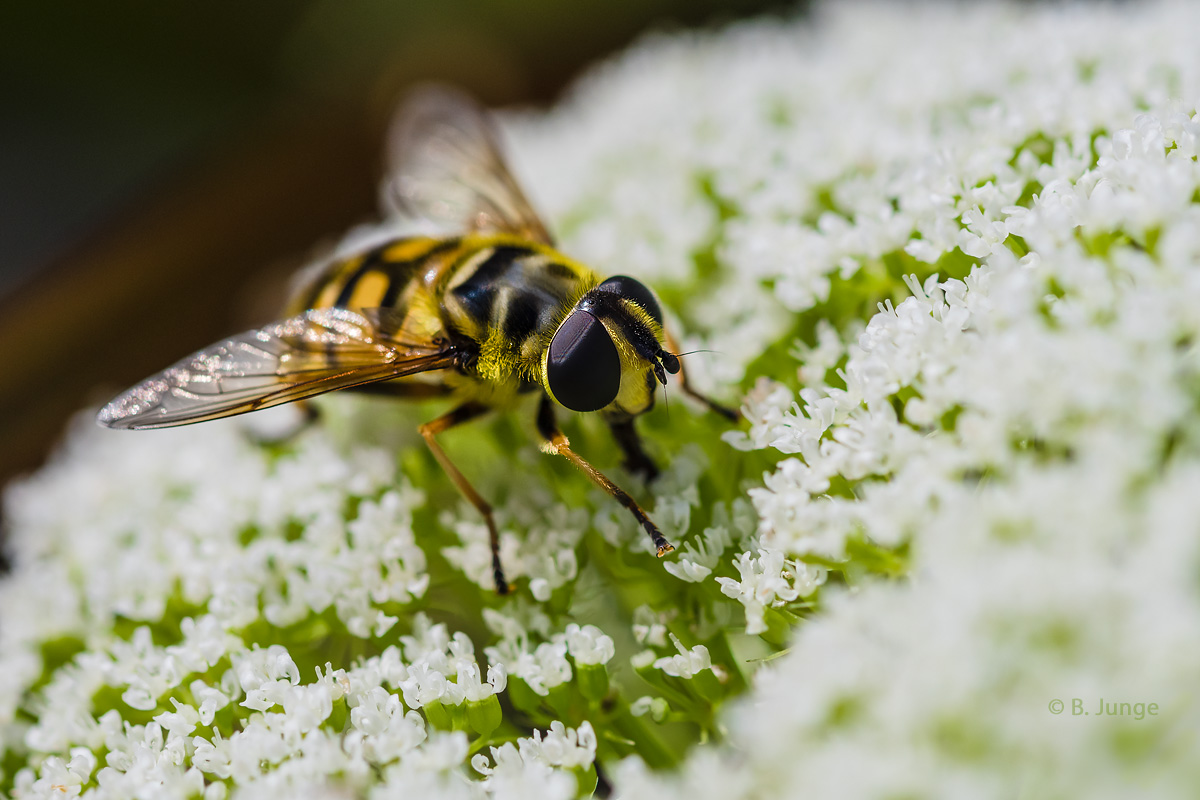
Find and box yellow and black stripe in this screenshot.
[289,236,461,318]
[287,232,598,390]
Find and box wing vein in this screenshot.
[98,309,456,430]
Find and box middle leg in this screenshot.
[608,417,659,483]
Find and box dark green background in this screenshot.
[0,0,791,296]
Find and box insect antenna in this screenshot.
[662,375,671,421]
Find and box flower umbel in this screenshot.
[6,2,1200,798]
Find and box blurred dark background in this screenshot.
[0,0,792,489]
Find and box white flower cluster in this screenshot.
[7,592,591,798]
[715,549,823,635]
[5,1,1200,797]
[0,418,594,796]
[472,721,597,800]
[483,614,615,697]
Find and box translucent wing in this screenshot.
[384,85,553,245]
[97,307,456,430]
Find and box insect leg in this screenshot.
[663,328,740,421]
[351,382,453,399]
[418,402,509,595]
[608,417,659,483]
[536,396,673,557]
[255,384,448,444]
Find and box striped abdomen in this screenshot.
[288,236,460,322]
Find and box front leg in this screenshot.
[537,396,673,557]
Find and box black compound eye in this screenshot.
[596,275,663,325]
[547,310,621,412]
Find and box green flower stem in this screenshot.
[702,630,748,694]
[608,707,679,769]
[576,663,610,703]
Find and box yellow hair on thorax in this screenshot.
[477,328,520,384]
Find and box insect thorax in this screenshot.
[288,234,597,390]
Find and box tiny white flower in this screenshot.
[456,662,508,702]
[519,720,598,770]
[190,679,232,726]
[654,635,714,679]
[154,698,200,738]
[632,605,670,647]
[351,686,402,736]
[629,695,669,722]
[497,640,572,697]
[398,663,459,708]
[664,526,732,582]
[399,613,450,664]
[717,548,825,634]
[563,624,615,666]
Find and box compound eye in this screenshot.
[596,275,663,325]
[547,310,621,412]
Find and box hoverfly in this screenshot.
[98,86,735,594]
